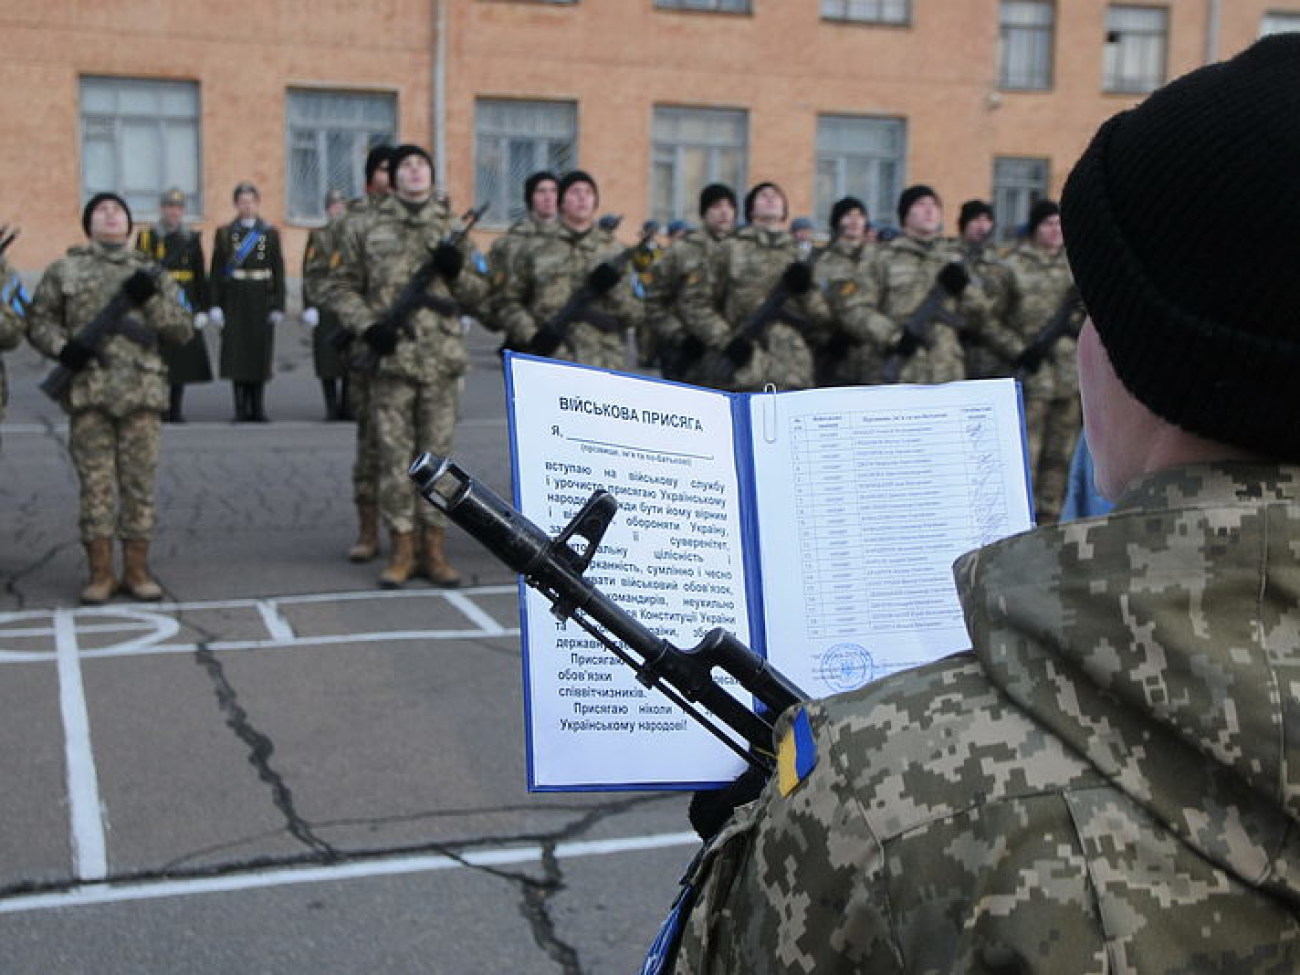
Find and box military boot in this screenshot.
[421,525,462,588]
[80,538,117,605]
[378,531,416,589]
[348,504,380,563]
[121,539,163,601]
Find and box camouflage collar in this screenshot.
[1116,461,1300,511]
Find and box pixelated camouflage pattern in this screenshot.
[370,374,458,532]
[0,257,26,423]
[678,225,828,392]
[326,193,487,383]
[853,234,992,385]
[481,214,558,333]
[348,371,379,507]
[961,242,1022,381]
[811,237,889,387]
[69,409,161,541]
[302,220,349,380]
[674,462,1300,974]
[641,227,727,383]
[26,242,194,417]
[498,222,642,371]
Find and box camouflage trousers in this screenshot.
[372,374,460,533]
[348,370,380,507]
[69,409,162,542]
[1025,392,1082,524]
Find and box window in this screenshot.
[821,0,909,25]
[80,77,202,219]
[1261,12,1300,35]
[992,157,1049,244]
[1103,5,1168,93]
[656,0,750,10]
[814,115,906,231]
[650,107,748,226]
[475,99,577,227]
[999,1,1055,90]
[286,89,396,223]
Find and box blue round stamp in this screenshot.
[818,643,873,692]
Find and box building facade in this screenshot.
[2,0,1297,272]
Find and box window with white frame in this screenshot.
[999,1,1055,90]
[475,99,577,227]
[992,157,1049,243]
[1103,5,1168,93]
[656,0,750,10]
[821,0,909,25]
[286,89,396,223]
[1261,11,1300,35]
[80,76,202,219]
[815,115,906,231]
[651,107,748,226]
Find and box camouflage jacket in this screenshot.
[678,225,829,392]
[1003,243,1079,399]
[325,194,488,383]
[27,243,193,417]
[673,462,1300,974]
[0,257,27,420]
[812,237,888,386]
[497,221,642,371]
[301,219,340,310]
[482,215,558,333]
[641,227,728,380]
[961,242,1022,380]
[846,234,992,385]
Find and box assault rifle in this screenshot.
[879,276,967,384]
[527,219,658,357]
[0,224,19,258]
[346,202,489,371]
[408,452,807,772]
[39,272,160,401]
[1015,284,1083,379]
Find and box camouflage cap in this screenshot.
[160,187,186,207]
[324,188,347,208]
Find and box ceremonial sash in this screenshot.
[224,224,264,277]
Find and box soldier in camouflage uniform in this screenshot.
[641,183,736,383]
[664,36,1300,975]
[1006,200,1082,524]
[327,144,487,589]
[0,246,29,435]
[811,196,890,387]
[301,188,351,421]
[847,185,990,385]
[481,170,558,335]
[954,199,1021,383]
[498,170,642,370]
[27,193,193,604]
[678,182,828,392]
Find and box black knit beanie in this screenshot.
[830,196,866,233]
[364,146,393,185]
[1026,199,1059,237]
[524,170,559,210]
[957,199,993,232]
[559,170,598,204]
[743,181,787,222]
[699,183,737,217]
[1061,33,1300,460]
[82,192,132,237]
[389,144,434,182]
[897,185,938,226]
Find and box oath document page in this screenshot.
[747,380,1033,698]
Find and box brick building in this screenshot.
[2,1,1297,275]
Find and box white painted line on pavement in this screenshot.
[255,600,296,642]
[52,609,107,882]
[443,590,513,635]
[0,830,700,915]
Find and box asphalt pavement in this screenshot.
[0,320,695,974]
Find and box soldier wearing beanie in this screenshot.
[27,192,194,605]
[482,169,560,336]
[953,199,1020,398]
[498,168,643,371]
[667,34,1300,974]
[642,183,739,382]
[678,180,829,391]
[810,195,884,386]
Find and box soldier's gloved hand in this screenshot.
[301,307,320,328]
[893,328,924,358]
[688,764,770,841]
[268,310,285,327]
[193,312,209,331]
[937,262,970,298]
[208,307,225,328]
[122,270,158,305]
[781,261,814,296]
[58,338,96,371]
[586,262,622,297]
[432,243,464,281]
[362,321,399,356]
[722,334,755,367]
[823,331,853,360]
[678,334,705,362]
[1013,343,1046,374]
